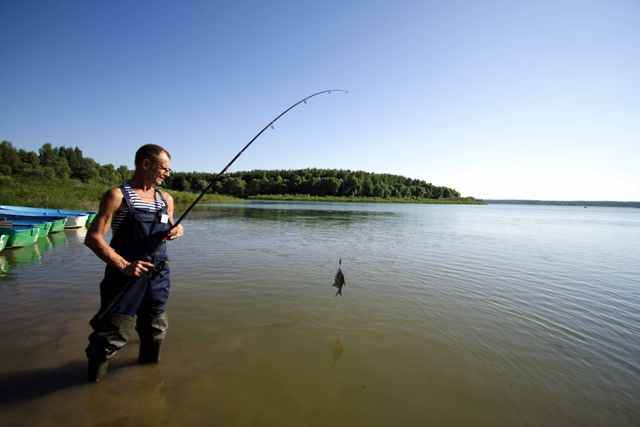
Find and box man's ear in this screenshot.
[142,158,151,170]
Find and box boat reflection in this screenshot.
[0,229,85,277]
[0,255,8,276]
[3,242,42,267]
[64,227,87,244]
[48,230,68,247]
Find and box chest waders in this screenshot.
[86,186,171,382]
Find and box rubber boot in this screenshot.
[138,341,162,364]
[88,358,110,383]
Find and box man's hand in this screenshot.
[121,260,156,277]
[164,224,184,241]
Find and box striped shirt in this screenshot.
[112,183,166,233]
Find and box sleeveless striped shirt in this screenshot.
[112,183,167,233]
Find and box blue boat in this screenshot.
[0,209,68,233]
[0,205,89,229]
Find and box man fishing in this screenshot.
[84,144,184,382]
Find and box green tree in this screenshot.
[222,177,246,196]
[1,141,20,174]
[39,143,57,166]
[99,164,119,184]
[316,177,342,196]
[341,174,361,196]
[52,157,71,179]
[116,165,130,182]
[173,175,191,191]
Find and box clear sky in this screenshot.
[2,1,638,200]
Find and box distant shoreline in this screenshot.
[484,200,640,208]
[248,194,483,204]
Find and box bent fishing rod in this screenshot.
[169,88,348,231]
[93,90,348,322]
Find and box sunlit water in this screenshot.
[0,202,639,426]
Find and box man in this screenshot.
[84,144,184,382]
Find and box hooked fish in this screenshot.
[332,258,346,296]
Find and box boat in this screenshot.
[0,209,67,233]
[0,226,40,249]
[0,218,53,238]
[0,205,88,229]
[0,234,7,252]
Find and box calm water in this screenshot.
[0,202,638,426]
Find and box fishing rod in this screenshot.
[170,89,348,231]
[93,89,348,323]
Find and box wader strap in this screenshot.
[119,183,135,214]
[154,188,168,208]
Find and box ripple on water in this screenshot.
[0,203,639,426]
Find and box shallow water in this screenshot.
[0,202,638,426]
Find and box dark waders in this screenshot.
[86,186,171,382]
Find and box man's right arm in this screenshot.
[85,187,130,272]
[85,188,156,277]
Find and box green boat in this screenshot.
[0,226,40,248]
[1,220,52,239]
[86,212,97,226]
[0,234,7,252]
[49,218,67,233]
[36,222,53,238]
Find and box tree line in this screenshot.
[1,141,130,184]
[1,141,461,199]
[165,169,460,199]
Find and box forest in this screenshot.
[1,141,466,201]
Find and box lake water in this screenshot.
[0,202,638,426]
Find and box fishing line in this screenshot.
[170,89,348,231]
[94,90,348,321]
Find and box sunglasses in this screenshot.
[156,164,173,174]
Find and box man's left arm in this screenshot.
[163,191,184,240]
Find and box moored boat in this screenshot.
[0,206,88,229]
[0,205,89,228]
[49,218,67,233]
[62,215,88,229]
[86,211,98,227]
[0,209,67,233]
[0,226,40,249]
[0,219,53,238]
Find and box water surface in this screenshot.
[0,202,638,426]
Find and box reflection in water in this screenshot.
[0,229,87,275]
[0,256,7,276]
[190,202,397,225]
[0,203,639,426]
[332,337,344,367]
[5,244,42,266]
[64,228,87,244]
[48,230,68,247]
[86,367,170,427]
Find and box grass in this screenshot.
[0,176,482,210]
[0,176,241,210]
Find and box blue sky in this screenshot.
[2,1,638,200]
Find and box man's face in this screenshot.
[144,152,172,185]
